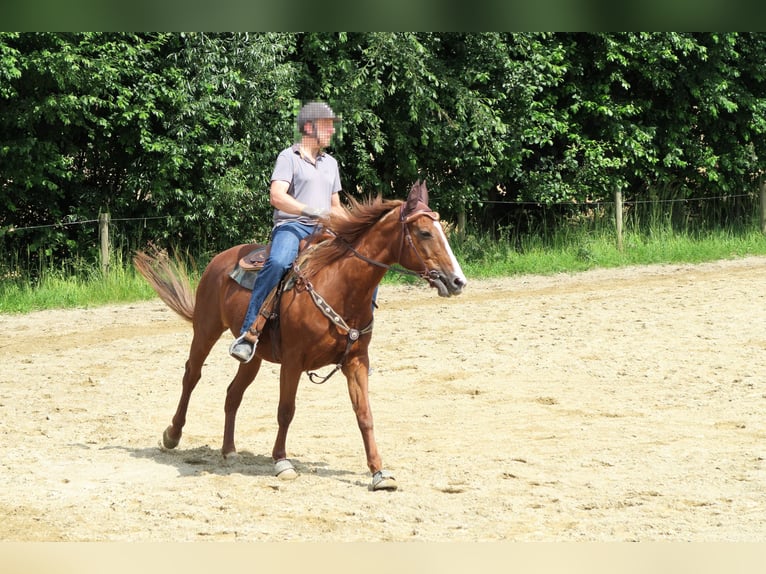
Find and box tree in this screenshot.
[0,32,298,270]
[3,32,766,275]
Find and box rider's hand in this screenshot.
[301,206,330,220]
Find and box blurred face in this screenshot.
[313,118,336,147]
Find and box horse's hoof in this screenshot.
[274,459,298,481]
[161,427,180,450]
[370,470,397,491]
[222,451,239,464]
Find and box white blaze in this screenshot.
[432,219,467,286]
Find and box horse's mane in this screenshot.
[301,194,402,278]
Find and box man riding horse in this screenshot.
[230,101,347,363]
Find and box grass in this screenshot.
[0,263,159,314]
[450,225,766,280]
[3,223,766,314]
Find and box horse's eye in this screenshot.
[418,230,433,239]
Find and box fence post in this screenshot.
[760,178,766,234]
[99,212,110,274]
[614,185,623,251]
[457,205,466,234]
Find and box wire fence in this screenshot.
[478,193,754,206]
[3,215,171,233]
[2,189,764,274]
[2,194,757,234]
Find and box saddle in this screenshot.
[238,245,270,272]
[228,245,270,290]
[227,232,331,361]
[227,226,334,291]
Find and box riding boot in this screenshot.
[229,314,266,363]
[229,331,257,363]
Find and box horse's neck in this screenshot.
[359,208,402,264]
[313,214,400,302]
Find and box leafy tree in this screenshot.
[0,32,298,271]
[3,32,766,275]
[294,32,521,217]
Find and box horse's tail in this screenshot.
[133,248,195,322]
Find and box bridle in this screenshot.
[337,203,443,286]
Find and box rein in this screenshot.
[336,238,422,279]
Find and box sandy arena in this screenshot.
[1,257,765,541]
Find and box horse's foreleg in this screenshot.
[344,360,396,490]
[271,365,301,480]
[344,364,381,473]
[222,358,262,458]
[343,357,397,490]
[162,330,219,450]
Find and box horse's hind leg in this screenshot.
[221,358,262,458]
[162,327,220,450]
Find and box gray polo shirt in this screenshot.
[271,143,342,227]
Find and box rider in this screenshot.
[230,101,346,362]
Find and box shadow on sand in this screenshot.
[104,443,362,485]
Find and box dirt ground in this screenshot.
[1,256,765,542]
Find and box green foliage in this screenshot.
[0,32,297,270]
[2,32,766,279]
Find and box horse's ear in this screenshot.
[420,180,429,205]
[405,179,429,215]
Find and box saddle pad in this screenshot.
[227,246,266,290]
[228,265,258,290]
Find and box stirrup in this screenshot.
[229,333,257,363]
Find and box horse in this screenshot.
[134,180,467,490]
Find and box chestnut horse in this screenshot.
[134,181,466,490]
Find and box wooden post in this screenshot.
[457,206,466,234]
[99,212,110,274]
[615,185,623,252]
[760,178,766,234]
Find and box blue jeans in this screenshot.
[240,221,316,335]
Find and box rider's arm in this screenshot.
[270,179,346,221]
[269,180,306,215]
